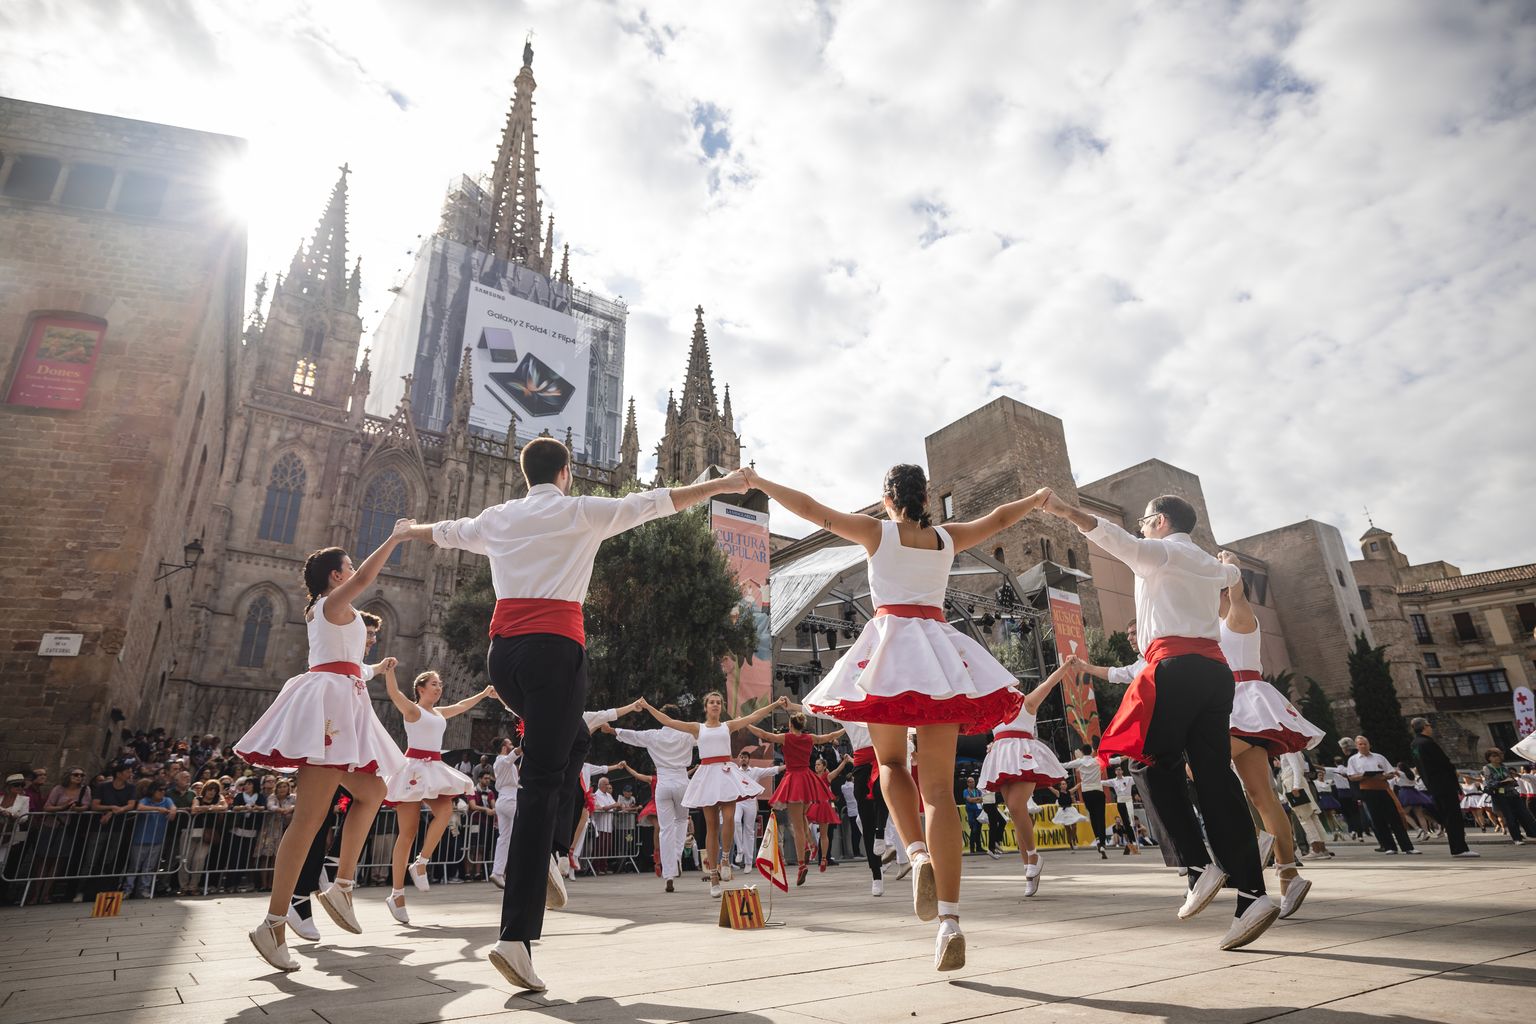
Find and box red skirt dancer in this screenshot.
[771,732,839,823]
[1097,636,1229,770]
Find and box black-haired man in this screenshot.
[1041,492,1276,950]
[412,437,750,991]
[1409,718,1475,858]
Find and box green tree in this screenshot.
[442,562,495,674]
[1289,674,1343,758]
[1085,626,1134,727]
[1348,633,1409,764]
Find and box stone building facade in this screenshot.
[653,306,742,485]
[1354,526,1535,759]
[0,98,247,773]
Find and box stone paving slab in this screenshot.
[0,834,1531,1024]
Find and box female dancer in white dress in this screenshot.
[639,693,787,897]
[747,464,1048,971]
[1220,551,1324,919]
[235,523,414,971]
[978,659,1075,897]
[380,669,497,923]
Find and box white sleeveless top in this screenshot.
[868,520,954,608]
[403,708,448,752]
[995,703,1040,735]
[307,595,366,669]
[1219,619,1262,675]
[697,722,732,759]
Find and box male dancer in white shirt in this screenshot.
[602,709,696,892]
[411,437,747,991]
[731,749,783,873]
[490,735,520,889]
[1041,492,1277,949]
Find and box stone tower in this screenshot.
[654,306,742,484]
[618,397,640,484]
[481,35,551,275]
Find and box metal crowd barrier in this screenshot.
[576,810,642,874]
[0,804,500,904]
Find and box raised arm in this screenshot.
[741,469,882,552]
[1023,659,1077,716]
[1039,494,1168,576]
[727,695,790,732]
[440,684,497,720]
[329,519,416,615]
[811,729,847,745]
[945,488,1053,552]
[665,468,751,513]
[378,659,417,721]
[639,699,699,737]
[1218,551,1257,632]
[747,724,785,744]
[828,755,854,783]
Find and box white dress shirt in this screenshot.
[613,727,696,773]
[1109,776,1135,804]
[1107,658,1146,686]
[494,751,520,795]
[1278,752,1311,791]
[591,789,617,832]
[432,483,677,600]
[1063,755,1107,790]
[583,708,619,731]
[1082,517,1241,645]
[1346,752,1396,779]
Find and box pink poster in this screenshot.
[711,500,772,716]
[1048,586,1101,745]
[6,315,106,410]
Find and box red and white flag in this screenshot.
[755,814,788,893]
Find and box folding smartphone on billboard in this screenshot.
[490,351,575,418]
[477,326,519,363]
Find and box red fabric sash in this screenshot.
[995,730,1035,741]
[852,746,878,797]
[310,661,363,677]
[1232,670,1263,682]
[1098,636,1227,770]
[875,604,946,622]
[489,598,586,646]
[699,756,730,765]
[405,748,442,761]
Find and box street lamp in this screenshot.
[155,538,205,582]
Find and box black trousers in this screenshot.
[1360,788,1413,851]
[1337,792,1367,836]
[850,762,886,880]
[1491,790,1536,842]
[489,633,590,943]
[983,802,1007,851]
[1081,789,1108,846]
[291,794,344,919]
[1132,771,1185,868]
[1426,785,1469,854]
[1131,653,1264,895]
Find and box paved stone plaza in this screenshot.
[1,836,1531,1024]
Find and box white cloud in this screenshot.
[2,0,1532,571]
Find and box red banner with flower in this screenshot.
[1048,587,1100,745]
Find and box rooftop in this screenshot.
[1398,563,1536,597]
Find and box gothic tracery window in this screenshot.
[258,453,306,544]
[358,469,409,566]
[237,595,274,667]
[292,358,317,396]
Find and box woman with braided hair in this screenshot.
[744,463,1050,972]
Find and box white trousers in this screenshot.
[1291,798,1326,848]
[734,801,759,863]
[492,799,517,878]
[886,819,909,864]
[654,770,690,881]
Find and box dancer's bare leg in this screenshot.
[390,801,423,897]
[871,724,920,850]
[1001,781,1037,863]
[717,801,737,865]
[915,724,961,903]
[1232,740,1297,892]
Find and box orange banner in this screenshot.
[1048,587,1100,745]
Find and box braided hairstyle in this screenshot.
[883,463,932,528]
[302,547,348,611]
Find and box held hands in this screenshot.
[1041,491,1071,518]
[1218,550,1238,566]
[379,657,399,675]
[718,467,751,493]
[774,695,791,710]
[390,518,417,543]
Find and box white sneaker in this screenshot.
[709,870,722,899]
[491,873,506,889]
[546,855,568,910]
[934,917,965,971]
[316,882,361,934]
[986,848,1001,860]
[911,854,937,922]
[410,856,431,892]
[871,879,885,897]
[249,915,299,972]
[488,939,546,992]
[1220,894,1280,950]
[1023,854,1044,898]
[386,892,410,924]
[285,904,321,942]
[1178,867,1228,920]
[1257,831,1275,869]
[1452,850,1482,858]
[873,838,888,858]
[894,861,913,881]
[1278,876,1311,920]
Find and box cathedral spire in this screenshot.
[346,257,362,314]
[679,305,719,420]
[483,36,544,272]
[544,214,555,272]
[722,383,733,431]
[293,164,351,300]
[619,396,640,483]
[559,243,571,286]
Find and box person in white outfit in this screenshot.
[732,750,783,873]
[379,670,496,923]
[234,525,415,972]
[491,736,521,888]
[639,693,787,897]
[604,708,695,893]
[978,660,1073,895]
[1278,751,1331,858]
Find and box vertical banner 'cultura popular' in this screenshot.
[1048,587,1100,745]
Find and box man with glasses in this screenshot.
[1040,492,1275,950]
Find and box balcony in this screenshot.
[1429,691,1511,712]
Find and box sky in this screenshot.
[3,0,1533,572]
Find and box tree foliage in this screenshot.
[1295,674,1344,759]
[1348,632,1409,764]
[1085,626,1135,728]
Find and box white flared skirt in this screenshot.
[1229,678,1325,755]
[384,757,474,804]
[980,737,1067,792]
[683,762,764,808]
[235,670,405,777]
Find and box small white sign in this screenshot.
[39,633,83,657]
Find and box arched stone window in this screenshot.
[358,469,409,566]
[237,595,275,667]
[300,321,325,359]
[258,453,306,544]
